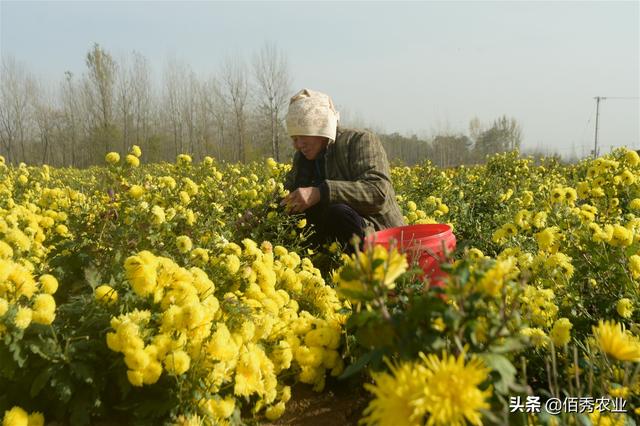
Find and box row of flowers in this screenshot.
[2,145,640,425]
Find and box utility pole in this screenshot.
[593,96,605,158]
[592,96,639,158]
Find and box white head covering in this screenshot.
[286,88,340,141]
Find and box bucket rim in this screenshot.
[364,223,453,245]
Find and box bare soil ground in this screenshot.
[45,379,370,426]
[266,378,371,426]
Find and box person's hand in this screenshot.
[280,187,320,214]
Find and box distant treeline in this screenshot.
[1,43,530,168]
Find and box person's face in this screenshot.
[292,135,328,160]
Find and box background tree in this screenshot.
[252,42,291,162]
[203,77,229,161]
[59,71,82,166]
[115,54,134,154]
[1,46,536,168]
[221,56,249,163]
[0,55,36,163]
[163,57,187,158]
[130,52,153,152]
[31,81,58,165]
[431,134,472,167]
[84,43,117,156]
[473,115,522,160]
[182,69,200,156]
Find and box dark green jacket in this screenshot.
[284,127,405,231]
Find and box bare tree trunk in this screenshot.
[85,43,117,158]
[253,42,291,162]
[222,56,249,163]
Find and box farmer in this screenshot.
[281,88,404,250]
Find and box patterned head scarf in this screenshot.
[286,89,340,141]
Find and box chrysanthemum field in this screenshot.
[1,147,640,426]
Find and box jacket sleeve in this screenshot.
[324,132,393,215]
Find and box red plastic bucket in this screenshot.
[364,224,456,286]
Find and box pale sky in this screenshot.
[1,1,638,157]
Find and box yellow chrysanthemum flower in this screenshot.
[225,254,241,275]
[2,406,29,426]
[593,320,640,362]
[419,351,492,426]
[477,258,516,297]
[38,274,58,295]
[179,191,190,205]
[127,369,144,387]
[588,410,626,426]
[125,154,140,167]
[206,396,236,420]
[535,227,559,252]
[142,361,162,385]
[177,154,192,165]
[55,224,70,237]
[131,145,142,158]
[521,327,549,348]
[176,236,193,254]
[32,293,56,325]
[564,187,577,204]
[27,412,45,426]
[95,285,118,304]
[265,402,286,421]
[14,306,33,329]
[624,149,640,166]
[164,350,191,375]
[550,318,573,347]
[105,152,120,165]
[609,224,634,248]
[190,248,209,264]
[629,255,640,279]
[124,252,158,297]
[362,360,428,426]
[550,187,565,203]
[128,185,144,199]
[0,298,8,317]
[616,298,634,319]
[0,241,13,259]
[532,211,547,229]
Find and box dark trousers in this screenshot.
[305,203,365,252]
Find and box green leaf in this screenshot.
[356,321,395,349]
[8,340,27,367]
[371,258,385,270]
[574,413,592,426]
[489,337,524,354]
[346,310,378,329]
[69,394,92,426]
[70,361,95,385]
[339,349,383,379]
[30,367,53,397]
[0,345,17,379]
[340,266,360,282]
[458,266,470,285]
[84,264,102,290]
[443,308,461,329]
[479,353,516,395]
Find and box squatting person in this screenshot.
[281,88,405,250]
